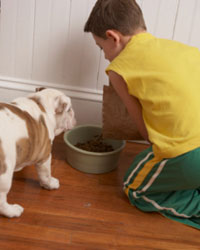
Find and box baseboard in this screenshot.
[0,76,103,125]
[0,76,103,102]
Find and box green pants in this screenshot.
[123,146,200,229]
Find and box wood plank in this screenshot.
[64,0,100,89]
[78,0,102,90]
[31,0,52,81]
[142,0,161,34]
[71,230,200,250]
[0,220,71,244]
[0,0,18,76]
[14,0,35,79]
[189,0,200,49]
[154,0,179,39]
[46,0,71,84]
[173,0,197,43]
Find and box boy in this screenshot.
[84,0,200,229]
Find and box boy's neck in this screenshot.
[121,29,147,48]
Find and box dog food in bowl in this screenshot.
[75,134,114,152]
[63,125,126,174]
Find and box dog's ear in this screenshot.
[55,95,70,114]
[36,87,46,92]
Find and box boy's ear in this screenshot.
[105,30,120,44]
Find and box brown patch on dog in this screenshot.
[0,140,7,175]
[55,102,67,114]
[36,87,46,92]
[0,103,51,168]
[15,138,30,167]
[25,115,52,165]
[16,116,51,166]
[29,97,46,113]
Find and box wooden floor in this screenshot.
[0,134,200,250]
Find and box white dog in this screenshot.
[0,88,76,218]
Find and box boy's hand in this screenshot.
[108,70,149,141]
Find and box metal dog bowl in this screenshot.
[63,124,126,174]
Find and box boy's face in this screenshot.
[93,33,123,62]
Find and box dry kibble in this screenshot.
[75,135,114,152]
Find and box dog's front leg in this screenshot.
[36,155,60,190]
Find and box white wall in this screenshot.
[0,0,199,125]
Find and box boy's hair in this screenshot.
[84,0,146,39]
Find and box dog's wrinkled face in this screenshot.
[30,88,76,136]
[54,94,76,136]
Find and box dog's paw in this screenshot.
[40,177,60,190]
[48,177,60,190]
[0,204,24,218]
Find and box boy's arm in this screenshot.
[108,70,149,141]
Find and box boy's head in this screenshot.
[84,0,146,61]
[84,0,146,39]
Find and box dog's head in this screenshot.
[30,88,76,136]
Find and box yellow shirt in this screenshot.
[106,33,200,159]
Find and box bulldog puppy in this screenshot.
[0,88,76,218]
